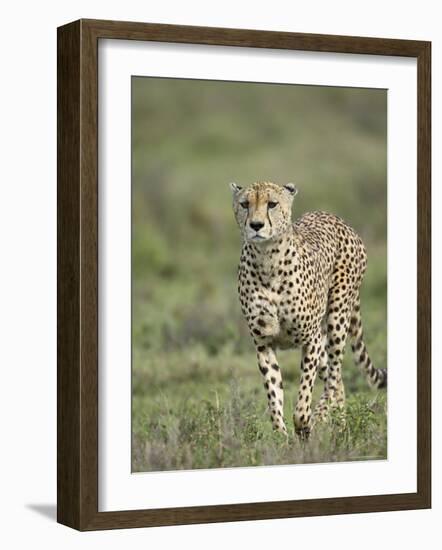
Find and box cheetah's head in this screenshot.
[230,181,298,244]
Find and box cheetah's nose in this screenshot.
[250,221,265,232]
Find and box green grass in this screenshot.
[132,347,387,471]
[132,336,387,471]
[131,77,387,471]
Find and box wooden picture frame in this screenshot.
[57,18,431,531]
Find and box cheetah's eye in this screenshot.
[240,201,249,209]
[268,201,278,209]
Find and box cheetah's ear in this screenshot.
[284,183,298,196]
[229,182,243,194]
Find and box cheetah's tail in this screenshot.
[349,300,387,389]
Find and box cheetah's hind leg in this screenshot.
[311,326,330,427]
[312,291,352,429]
[293,330,322,440]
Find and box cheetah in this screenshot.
[230,181,387,438]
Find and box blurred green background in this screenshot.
[132,77,387,472]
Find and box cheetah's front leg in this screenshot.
[256,346,287,435]
[293,333,321,438]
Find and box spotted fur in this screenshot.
[230,181,387,437]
